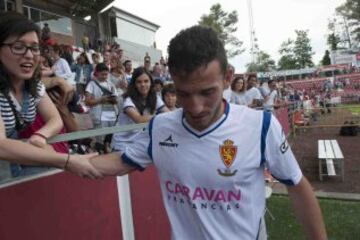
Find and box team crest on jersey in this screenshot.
[218,139,238,177]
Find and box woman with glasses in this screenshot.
[0,12,101,179]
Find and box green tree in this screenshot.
[199,3,244,58]
[246,51,275,72]
[327,18,342,50]
[327,33,341,50]
[293,30,314,68]
[277,39,297,70]
[336,0,360,43]
[321,50,331,66]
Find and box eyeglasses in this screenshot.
[1,42,41,56]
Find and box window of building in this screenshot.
[40,11,72,36]
[110,17,117,38]
[30,8,41,24]
[0,0,15,11]
[23,6,30,18]
[6,0,14,11]
[20,5,73,36]
[0,0,5,11]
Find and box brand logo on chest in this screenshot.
[159,134,178,148]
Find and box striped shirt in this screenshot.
[0,82,45,137]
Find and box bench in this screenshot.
[318,140,344,181]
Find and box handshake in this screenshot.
[65,152,132,179]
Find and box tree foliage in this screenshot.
[321,50,331,66]
[199,3,244,58]
[277,39,297,70]
[277,30,314,70]
[327,33,342,51]
[293,30,314,68]
[327,18,342,50]
[246,51,275,72]
[336,0,360,43]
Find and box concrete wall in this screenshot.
[114,38,162,67]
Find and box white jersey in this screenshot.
[111,96,165,151]
[263,90,278,111]
[245,87,263,105]
[222,87,232,102]
[121,103,302,240]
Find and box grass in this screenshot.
[340,104,360,114]
[266,195,360,240]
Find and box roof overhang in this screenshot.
[43,0,114,17]
[108,6,160,30]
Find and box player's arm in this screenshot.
[286,176,327,240]
[90,152,137,176]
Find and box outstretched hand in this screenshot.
[66,153,104,179]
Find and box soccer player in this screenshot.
[87,26,327,239]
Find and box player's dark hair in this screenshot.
[167,25,227,78]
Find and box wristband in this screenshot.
[32,132,48,141]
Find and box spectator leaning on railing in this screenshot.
[0,12,102,180]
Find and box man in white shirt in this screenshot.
[263,80,279,112]
[123,60,133,83]
[82,26,327,240]
[245,76,264,108]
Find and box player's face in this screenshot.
[173,60,226,131]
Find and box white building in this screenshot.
[100,7,162,67]
[331,49,360,68]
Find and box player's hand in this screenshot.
[66,153,104,179]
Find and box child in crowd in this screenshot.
[161,83,177,111]
[153,79,163,98]
[85,63,118,153]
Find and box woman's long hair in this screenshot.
[123,67,157,115]
[231,77,246,93]
[79,52,91,65]
[0,12,41,96]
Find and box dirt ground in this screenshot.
[289,108,360,194]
